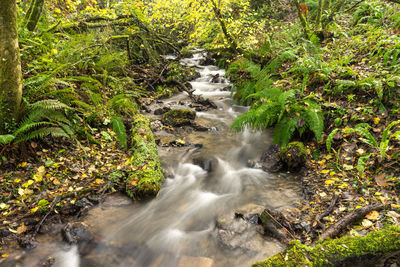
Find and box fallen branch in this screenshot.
[320,204,388,241]
[313,194,340,230]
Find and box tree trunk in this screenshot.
[0,0,23,134]
[293,0,311,39]
[315,0,325,28]
[25,0,45,31]
[210,0,238,53]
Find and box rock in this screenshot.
[154,106,171,115]
[278,141,306,172]
[177,256,215,267]
[162,109,196,127]
[192,157,218,172]
[18,236,37,250]
[63,222,96,256]
[221,85,232,91]
[192,124,209,131]
[259,144,283,173]
[0,228,11,238]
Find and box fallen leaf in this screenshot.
[361,219,373,228]
[17,223,28,234]
[387,211,400,219]
[365,210,379,220]
[1,254,8,258]
[375,173,393,187]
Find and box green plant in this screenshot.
[232,88,324,147]
[0,99,73,149]
[327,121,400,174]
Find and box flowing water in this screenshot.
[19,52,302,267]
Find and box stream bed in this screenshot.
[20,52,302,267]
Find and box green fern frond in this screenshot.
[326,128,340,152]
[274,116,298,147]
[111,116,128,149]
[14,127,70,144]
[29,99,70,110]
[305,106,324,142]
[0,135,15,145]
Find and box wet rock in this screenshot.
[0,228,11,238]
[221,85,232,91]
[192,124,209,132]
[151,120,163,132]
[63,222,93,245]
[215,214,267,254]
[18,236,37,250]
[259,144,283,173]
[162,109,196,127]
[279,141,306,172]
[154,106,171,115]
[210,73,222,83]
[192,157,218,172]
[235,204,265,221]
[177,256,215,267]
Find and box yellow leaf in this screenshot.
[325,180,335,185]
[320,170,330,174]
[17,223,28,234]
[21,162,27,167]
[95,179,105,185]
[30,207,39,213]
[13,178,21,183]
[18,188,24,196]
[373,117,381,124]
[375,192,382,196]
[22,180,34,188]
[37,166,46,175]
[33,174,43,183]
[365,210,379,220]
[392,204,400,209]
[81,174,88,178]
[1,254,8,258]
[329,171,336,176]
[0,203,9,210]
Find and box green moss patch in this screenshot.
[253,227,400,267]
[125,114,164,198]
[162,108,196,127]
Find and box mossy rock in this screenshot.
[278,141,306,172]
[162,108,196,127]
[253,226,400,266]
[125,114,164,199]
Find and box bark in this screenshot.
[25,0,45,31]
[0,0,23,134]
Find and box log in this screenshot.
[320,204,388,241]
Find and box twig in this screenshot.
[313,194,340,230]
[32,196,61,237]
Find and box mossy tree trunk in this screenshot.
[210,0,238,53]
[25,0,45,31]
[0,0,23,134]
[293,0,311,39]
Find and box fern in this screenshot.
[326,128,340,152]
[305,105,324,142]
[0,135,15,145]
[111,116,128,149]
[357,153,372,176]
[274,116,298,147]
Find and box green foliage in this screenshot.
[353,1,389,26]
[0,99,73,147]
[110,116,128,149]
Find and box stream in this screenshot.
[20,52,302,267]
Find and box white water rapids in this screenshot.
[17,52,302,267]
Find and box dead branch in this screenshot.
[320,204,388,241]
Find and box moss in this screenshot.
[125,114,164,198]
[253,227,400,267]
[162,108,196,127]
[166,62,200,83]
[278,141,306,172]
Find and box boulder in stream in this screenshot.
[259,142,306,173]
[162,108,196,127]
